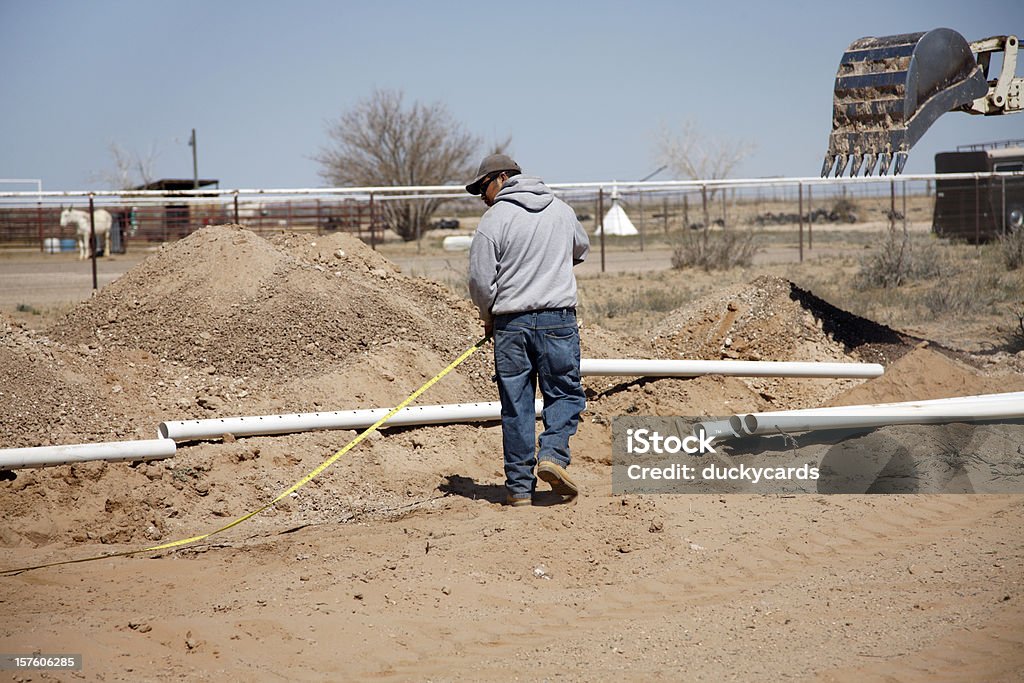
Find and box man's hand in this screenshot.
[483,320,493,339]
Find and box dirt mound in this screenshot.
[0,226,639,548]
[6,225,545,451]
[828,346,1024,406]
[649,275,908,408]
[651,275,909,363]
[46,226,500,409]
[0,314,145,448]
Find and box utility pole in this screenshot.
[188,128,198,189]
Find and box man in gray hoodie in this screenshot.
[466,154,590,506]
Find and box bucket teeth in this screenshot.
[878,152,892,175]
[894,151,909,175]
[821,155,834,178]
[864,153,878,176]
[833,154,849,178]
[849,153,864,177]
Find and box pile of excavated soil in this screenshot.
[0,315,148,448]
[47,226,495,402]
[4,225,551,447]
[650,275,912,363]
[648,275,915,408]
[828,345,1024,406]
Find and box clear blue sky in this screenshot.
[2,0,1022,191]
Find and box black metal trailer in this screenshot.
[932,142,1024,242]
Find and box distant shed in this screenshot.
[127,178,221,240]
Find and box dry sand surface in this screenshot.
[1,225,1022,681]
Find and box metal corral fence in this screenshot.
[0,172,1021,257]
[0,192,387,253]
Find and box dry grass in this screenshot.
[853,230,945,289]
[580,281,692,323]
[995,228,1024,270]
[670,227,759,271]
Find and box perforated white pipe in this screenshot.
[0,439,176,470]
[158,400,540,442]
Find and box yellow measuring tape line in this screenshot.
[2,337,489,575]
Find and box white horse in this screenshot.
[60,208,113,260]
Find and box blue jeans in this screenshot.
[493,309,586,498]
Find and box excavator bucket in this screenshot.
[822,28,989,177]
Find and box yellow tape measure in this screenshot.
[2,337,489,575]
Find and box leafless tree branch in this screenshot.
[89,142,160,190]
[315,89,483,240]
[655,120,755,197]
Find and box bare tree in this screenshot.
[90,142,160,189]
[316,89,481,241]
[655,120,754,191]
[485,134,514,158]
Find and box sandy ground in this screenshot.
[1,226,1022,681]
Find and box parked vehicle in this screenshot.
[431,218,460,230]
[932,142,1024,241]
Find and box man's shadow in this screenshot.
[438,475,567,506]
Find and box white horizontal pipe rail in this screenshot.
[580,359,884,379]
[159,399,540,442]
[554,172,1024,192]
[0,438,176,470]
[1,171,1021,200]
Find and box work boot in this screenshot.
[537,460,579,498]
[506,494,532,507]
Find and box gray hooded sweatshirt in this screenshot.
[468,175,590,323]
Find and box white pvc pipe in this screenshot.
[743,405,1024,437]
[708,393,1024,440]
[692,417,747,440]
[159,399,541,442]
[580,359,883,379]
[0,438,176,470]
[740,392,1024,426]
[749,391,1024,415]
